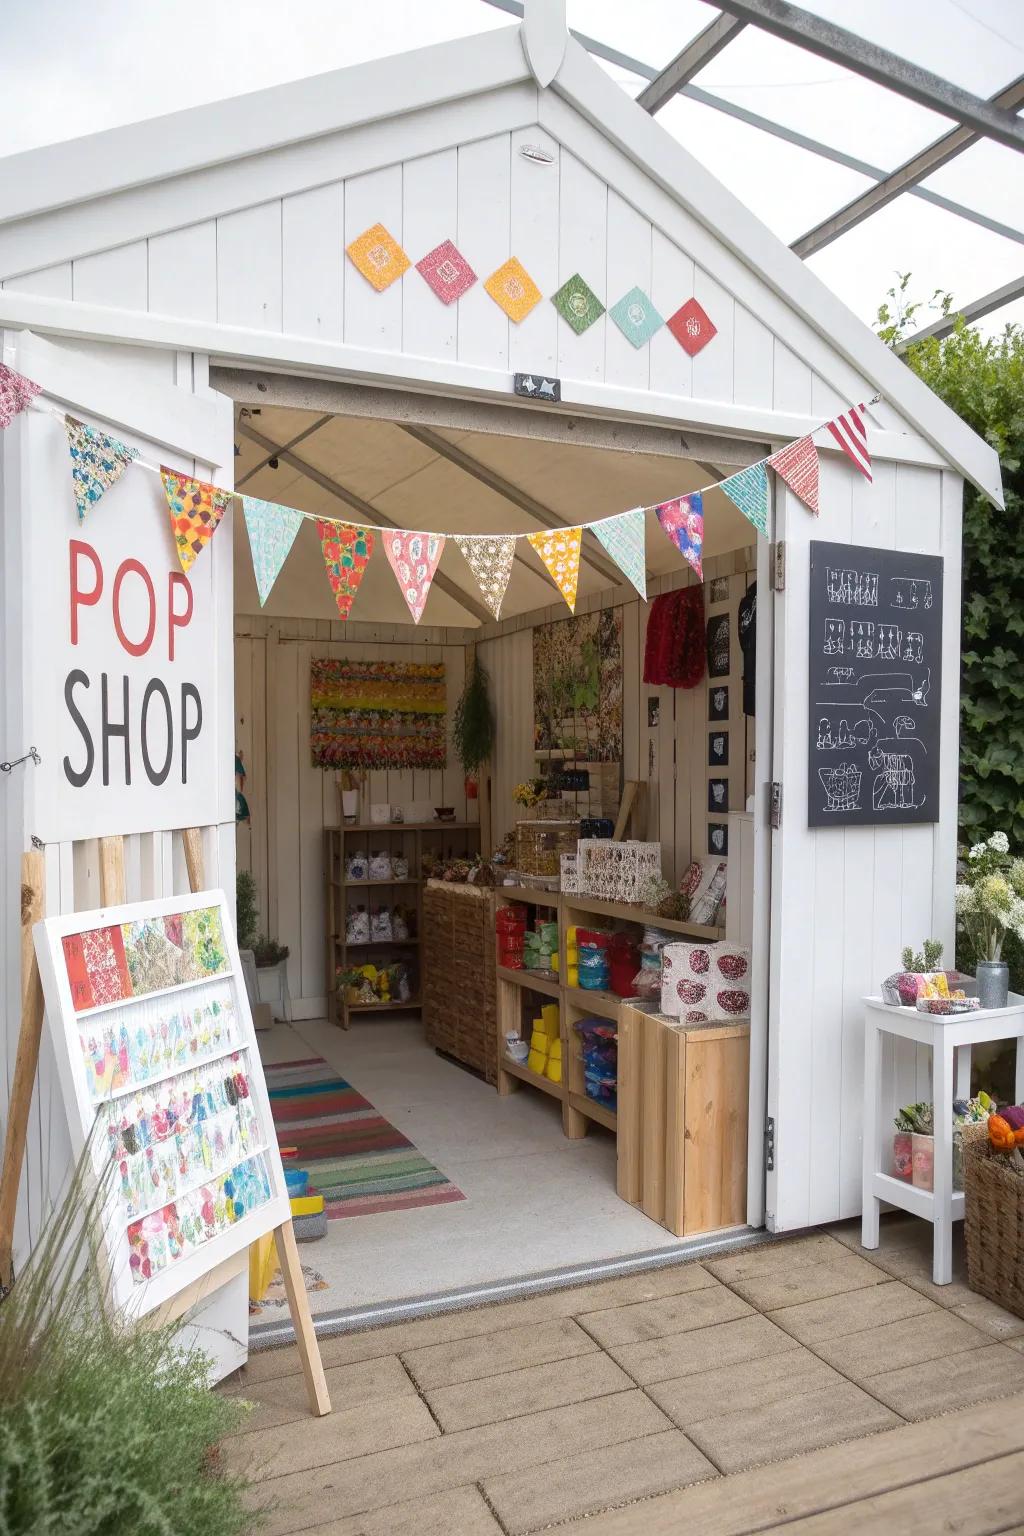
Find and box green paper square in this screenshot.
[551,273,605,335]
[609,286,664,348]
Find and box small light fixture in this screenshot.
[518,143,555,165]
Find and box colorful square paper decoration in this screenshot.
[416,239,476,305]
[551,273,605,335]
[346,223,410,292]
[609,287,663,348]
[484,257,542,324]
[667,298,717,357]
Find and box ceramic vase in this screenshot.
[976,959,1009,1010]
[911,1133,934,1191]
[892,1132,913,1182]
[341,789,359,824]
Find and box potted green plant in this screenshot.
[452,657,494,800]
[235,868,259,953]
[956,831,1024,1007]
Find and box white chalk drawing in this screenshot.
[869,742,922,811]
[890,576,933,611]
[818,762,862,812]
[894,714,917,737]
[876,623,901,661]
[823,618,845,655]
[902,631,923,663]
[826,567,878,607]
[850,621,875,658]
[816,716,877,751]
[824,665,855,685]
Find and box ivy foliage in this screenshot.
[877,276,1024,845]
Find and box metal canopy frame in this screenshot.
[480,0,1024,339]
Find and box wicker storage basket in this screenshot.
[962,1119,1024,1319]
[422,882,497,1084]
[515,819,579,879]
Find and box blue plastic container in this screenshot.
[284,1167,309,1197]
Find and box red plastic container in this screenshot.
[608,933,641,997]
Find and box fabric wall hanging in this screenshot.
[533,608,623,765]
[642,587,705,689]
[310,658,447,770]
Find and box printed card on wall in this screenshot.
[34,890,290,1317]
[807,540,943,827]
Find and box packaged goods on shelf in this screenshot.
[660,941,751,1022]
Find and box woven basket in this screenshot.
[962,1119,1024,1319]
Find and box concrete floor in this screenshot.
[257,1016,685,1316]
[224,1213,1024,1534]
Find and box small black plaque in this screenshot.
[514,372,561,402]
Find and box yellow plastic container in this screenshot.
[541,1003,559,1033]
[566,925,578,944]
[528,1047,547,1075]
[567,966,579,987]
[248,1232,276,1303]
[547,1037,562,1061]
[530,1029,549,1054]
[290,1192,325,1217]
[550,952,560,973]
[545,1057,562,1083]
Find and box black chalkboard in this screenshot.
[807,540,943,827]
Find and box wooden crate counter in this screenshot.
[617,1001,749,1236]
[423,881,497,1084]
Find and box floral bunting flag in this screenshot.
[826,402,872,481]
[0,362,41,429]
[159,468,232,574]
[454,534,517,620]
[527,528,583,613]
[591,508,647,600]
[64,415,139,520]
[654,492,704,582]
[719,462,770,537]
[382,530,445,624]
[242,495,305,606]
[317,520,373,620]
[769,435,819,516]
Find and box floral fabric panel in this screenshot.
[64,415,139,520]
[76,985,238,1102]
[62,907,230,1015]
[719,461,770,537]
[769,435,820,516]
[126,1153,272,1284]
[591,508,647,600]
[382,529,445,624]
[454,534,517,620]
[242,495,305,606]
[316,520,374,620]
[310,657,447,770]
[608,287,664,349]
[160,468,231,574]
[484,257,543,323]
[346,223,410,292]
[527,527,583,613]
[551,273,605,335]
[654,492,704,582]
[416,239,477,304]
[0,362,41,429]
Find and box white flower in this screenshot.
[954,883,977,916]
[988,831,1010,854]
[969,843,987,860]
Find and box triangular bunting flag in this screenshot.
[654,493,704,582]
[527,528,583,613]
[826,402,872,482]
[769,435,819,516]
[0,363,41,429]
[317,519,374,620]
[591,509,647,601]
[719,462,770,538]
[454,535,517,620]
[160,467,232,574]
[383,530,445,624]
[242,495,305,606]
[65,415,139,521]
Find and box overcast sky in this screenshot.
[2,0,1022,334]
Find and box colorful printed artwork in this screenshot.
[310,658,447,770]
[76,983,239,1100]
[159,468,231,575]
[526,528,583,613]
[551,273,605,335]
[317,519,374,620]
[533,608,623,765]
[127,1153,272,1284]
[65,416,139,520]
[667,298,717,357]
[345,223,410,292]
[416,239,476,304]
[63,907,229,1013]
[484,257,542,323]
[608,287,664,349]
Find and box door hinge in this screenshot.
[771,541,786,592]
[764,1116,776,1172]
[769,781,783,829]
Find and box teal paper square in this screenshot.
[609,287,664,348]
[551,273,605,335]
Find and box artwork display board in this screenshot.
[808,540,943,827]
[34,890,290,1317]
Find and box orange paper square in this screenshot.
[484,257,542,323]
[346,223,410,292]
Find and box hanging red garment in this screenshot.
[643,587,705,688]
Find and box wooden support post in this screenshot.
[181,826,205,894]
[99,835,127,905]
[273,1218,332,1416]
[612,780,643,841]
[0,850,46,1294]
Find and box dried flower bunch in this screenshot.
[955,831,1024,961]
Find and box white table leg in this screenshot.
[1015,1034,1024,1107]
[861,1012,881,1251]
[954,1044,971,1100]
[932,1035,955,1284]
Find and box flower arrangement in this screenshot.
[513,778,548,809]
[956,831,1024,961]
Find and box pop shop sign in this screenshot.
[24,429,225,843]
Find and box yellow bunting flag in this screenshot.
[159,468,232,574]
[527,528,583,613]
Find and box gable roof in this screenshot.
[0,18,1002,507]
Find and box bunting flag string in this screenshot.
[159,467,232,574]
[0,363,41,430]
[719,462,770,538]
[826,401,872,482]
[382,530,445,624]
[527,528,583,613]
[654,493,704,582]
[242,495,305,607]
[454,534,517,620]
[65,416,140,521]
[768,435,820,517]
[318,519,374,620]
[590,508,647,600]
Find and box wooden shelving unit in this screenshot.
[325,821,480,1027]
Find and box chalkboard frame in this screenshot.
[807,540,943,828]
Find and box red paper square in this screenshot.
[416,240,477,305]
[667,298,717,357]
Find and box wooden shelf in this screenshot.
[569,1090,617,1132]
[496,966,561,998]
[326,821,480,833]
[339,878,421,889]
[563,985,621,1022]
[343,937,420,948]
[495,885,560,906]
[347,998,422,1015]
[500,1055,566,1101]
[561,892,723,941]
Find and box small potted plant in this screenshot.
[883,938,944,1006]
[452,657,494,801]
[956,832,1024,1008]
[893,1100,935,1189]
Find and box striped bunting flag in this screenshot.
[591,508,647,600]
[768,435,819,517]
[719,462,769,537]
[826,402,872,482]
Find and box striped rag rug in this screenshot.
[265,1055,465,1218]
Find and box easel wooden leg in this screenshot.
[0,851,46,1295]
[181,826,205,895]
[99,835,127,905]
[273,1219,331,1416]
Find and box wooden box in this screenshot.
[616,1001,749,1236]
[422,882,497,1084]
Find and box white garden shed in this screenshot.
[0,3,1002,1357]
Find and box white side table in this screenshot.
[862,994,1024,1284]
